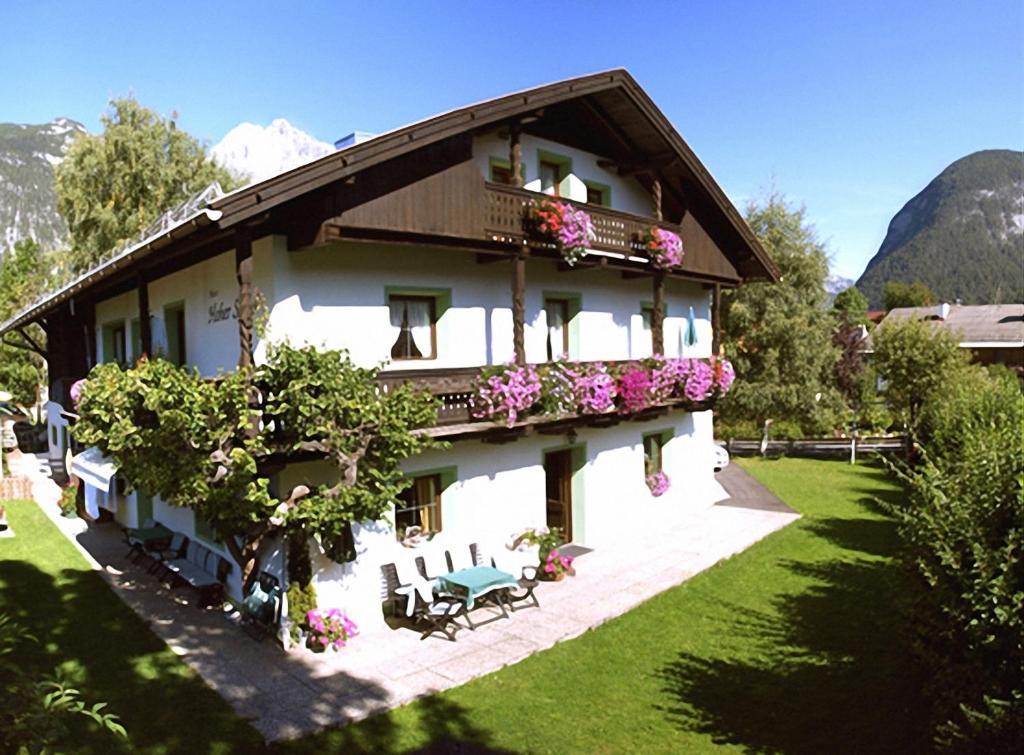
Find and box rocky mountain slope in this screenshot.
[0,118,85,252]
[211,118,334,185]
[856,149,1024,306]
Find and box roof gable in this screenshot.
[212,69,778,281]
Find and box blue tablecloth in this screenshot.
[438,565,518,609]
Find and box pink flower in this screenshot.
[646,471,671,497]
[644,228,684,269]
[319,636,329,647]
[544,563,555,573]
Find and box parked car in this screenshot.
[712,444,730,473]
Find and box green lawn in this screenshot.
[0,499,264,754]
[0,459,929,754]
[276,458,928,754]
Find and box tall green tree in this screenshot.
[719,192,843,433]
[0,239,51,406]
[870,316,970,436]
[832,285,869,325]
[55,97,241,275]
[883,280,937,310]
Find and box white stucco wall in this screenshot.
[471,132,655,217]
[93,251,240,377]
[255,240,711,368]
[277,408,720,631]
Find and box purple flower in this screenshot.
[70,379,87,407]
[646,471,671,497]
[471,363,542,427]
[711,357,735,395]
[644,228,684,269]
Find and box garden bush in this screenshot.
[889,365,1024,751]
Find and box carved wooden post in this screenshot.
[236,233,253,369]
[512,252,526,364]
[137,276,152,358]
[652,272,666,356]
[509,122,522,188]
[509,119,526,364]
[651,176,665,355]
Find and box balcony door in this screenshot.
[544,449,573,541]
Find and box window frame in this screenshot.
[101,320,128,365]
[488,156,524,185]
[163,302,186,367]
[387,294,438,361]
[583,180,612,207]
[642,429,674,476]
[537,150,572,197]
[639,301,670,353]
[541,291,581,361]
[394,466,456,541]
[384,287,451,362]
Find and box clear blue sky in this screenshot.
[3,1,1021,280]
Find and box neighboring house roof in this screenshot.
[0,68,778,336]
[873,303,1024,348]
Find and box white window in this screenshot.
[388,295,437,360]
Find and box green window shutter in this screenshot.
[136,490,153,526]
[164,303,185,366]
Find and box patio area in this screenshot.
[17,453,798,742]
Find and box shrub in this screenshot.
[715,418,759,440]
[769,420,804,441]
[286,533,317,642]
[58,480,79,517]
[888,366,1024,750]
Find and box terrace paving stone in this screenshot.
[20,453,798,742]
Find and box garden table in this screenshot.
[438,565,518,610]
[128,524,173,549]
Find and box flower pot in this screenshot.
[306,636,327,653]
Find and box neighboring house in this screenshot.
[0,70,778,628]
[875,303,1024,370]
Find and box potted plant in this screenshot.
[525,198,594,266]
[515,527,576,580]
[646,471,671,497]
[640,227,684,269]
[58,480,79,518]
[305,608,358,652]
[470,363,543,427]
[542,548,576,580]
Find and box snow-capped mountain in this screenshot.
[0,117,86,252]
[211,119,334,185]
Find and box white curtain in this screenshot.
[389,299,433,358]
[546,303,566,360]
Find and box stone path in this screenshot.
[20,454,798,742]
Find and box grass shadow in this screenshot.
[656,480,930,753]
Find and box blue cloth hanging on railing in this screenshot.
[685,305,698,348]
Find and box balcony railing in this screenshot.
[376,361,714,431]
[483,182,680,258]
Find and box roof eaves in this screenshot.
[0,208,221,336]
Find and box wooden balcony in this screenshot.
[375,361,714,439]
[482,182,677,259]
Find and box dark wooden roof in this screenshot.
[0,69,777,336]
[212,69,778,280]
